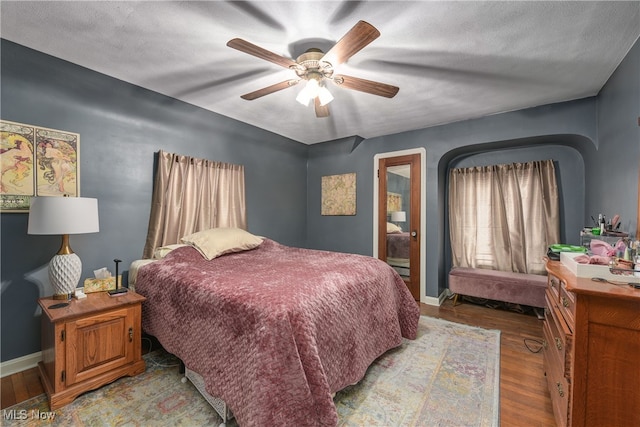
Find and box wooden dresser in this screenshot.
[38,291,146,410]
[544,259,640,427]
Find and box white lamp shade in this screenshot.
[317,86,334,106]
[28,197,99,235]
[296,79,321,106]
[391,211,406,222]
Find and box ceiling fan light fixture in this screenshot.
[317,86,334,106]
[229,21,398,118]
[296,78,320,106]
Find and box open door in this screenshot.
[378,154,421,300]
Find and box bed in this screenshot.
[386,231,410,276]
[134,229,419,426]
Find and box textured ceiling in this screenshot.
[1,1,639,144]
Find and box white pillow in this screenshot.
[180,227,263,260]
[387,222,402,233]
[153,243,188,259]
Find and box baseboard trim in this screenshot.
[421,294,441,306]
[1,351,42,378]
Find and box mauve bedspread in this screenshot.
[387,232,410,259]
[136,238,419,426]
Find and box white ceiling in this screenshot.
[1,1,639,145]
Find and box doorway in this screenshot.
[374,150,424,301]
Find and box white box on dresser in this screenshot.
[559,251,640,283]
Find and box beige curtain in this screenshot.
[448,159,559,274]
[142,150,246,258]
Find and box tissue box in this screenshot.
[83,275,121,293]
[560,252,640,283]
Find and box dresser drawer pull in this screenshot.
[129,327,134,342]
[555,337,563,351]
[562,297,570,308]
[550,278,559,289]
[556,382,565,397]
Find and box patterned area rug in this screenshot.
[335,316,500,427]
[3,316,500,426]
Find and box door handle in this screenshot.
[411,230,418,240]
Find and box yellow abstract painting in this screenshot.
[321,173,356,215]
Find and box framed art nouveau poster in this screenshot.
[1,120,80,212]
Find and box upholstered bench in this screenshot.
[448,267,547,309]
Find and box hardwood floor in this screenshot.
[1,366,43,410]
[2,299,556,426]
[421,299,556,427]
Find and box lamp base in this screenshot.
[49,253,82,300]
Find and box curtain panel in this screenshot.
[448,159,559,275]
[142,150,246,259]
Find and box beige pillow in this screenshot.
[180,227,263,260]
[387,222,402,233]
[153,243,188,259]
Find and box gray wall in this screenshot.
[590,39,640,234]
[306,101,600,300]
[0,40,308,362]
[1,36,638,363]
[306,39,639,300]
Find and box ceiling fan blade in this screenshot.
[241,79,299,100]
[333,74,399,98]
[321,20,380,65]
[227,38,298,69]
[314,97,330,118]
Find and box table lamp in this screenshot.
[28,196,99,300]
[391,211,406,230]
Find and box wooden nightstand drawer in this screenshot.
[65,307,136,385]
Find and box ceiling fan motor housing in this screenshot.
[293,48,334,80]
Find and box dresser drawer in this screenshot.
[558,281,575,330]
[547,273,561,302]
[543,333,570,427]
[544,294,573,379]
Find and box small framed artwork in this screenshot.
[1,120,80,212]
[387,192,402,212]
[321,173,356,216]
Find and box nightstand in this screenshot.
[37,291,146,410]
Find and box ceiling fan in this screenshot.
[227,20,399,118]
